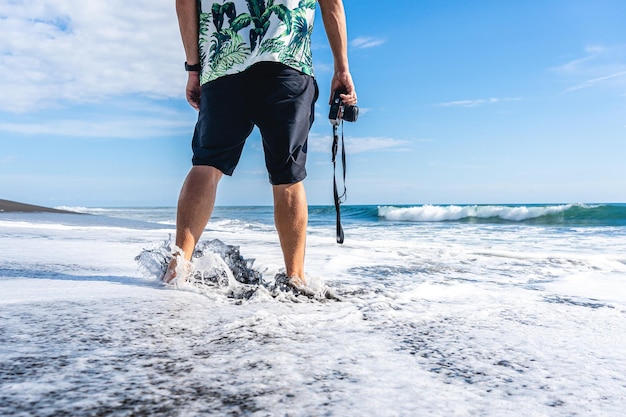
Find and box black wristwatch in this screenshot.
[184,61,201,72]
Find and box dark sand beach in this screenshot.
[0,199,78,214]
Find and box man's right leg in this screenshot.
[163,165,223,283]
[273,181,308,286]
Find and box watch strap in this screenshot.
[184,62,201,72]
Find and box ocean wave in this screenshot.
[35,203,625,227]
[377,204,621,224]
[54,206,91,213]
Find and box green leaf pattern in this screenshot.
[198,0,316,84]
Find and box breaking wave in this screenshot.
[377,204,626,226]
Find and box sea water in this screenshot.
[1,204,626,416]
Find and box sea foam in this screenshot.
[2,206,626,416]
[378,204,574,222]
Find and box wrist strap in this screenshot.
[184,62,201,72]
[332,123,347,244]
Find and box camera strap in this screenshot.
[332,122,347,244]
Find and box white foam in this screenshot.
[378,204,573,222]
[54,206,91,213]
[1,211,625,416]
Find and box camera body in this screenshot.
[328,89,359,125]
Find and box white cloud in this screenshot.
[0,1,184,113]
[308,133,410,154]
[0,116,190,139]
[437,97,522,108]
[563,70,626,93]
[350,36,385,49]
[554,44,626,93]
[557,45,607,73]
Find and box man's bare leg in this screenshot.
[163,165,223,283]
[273,181,308,286]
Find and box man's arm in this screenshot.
[318,0,357,105]
[176,0,201,110]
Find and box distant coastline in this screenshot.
[0,199,79,214]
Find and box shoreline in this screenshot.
[0,199,80,214]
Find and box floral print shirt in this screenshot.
[198,0,316,84]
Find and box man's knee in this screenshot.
[273,182,307,211]
[190,165,224,183]
[272,181,305,195]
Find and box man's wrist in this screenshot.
[184,61,201,72]
[334,64,350,74]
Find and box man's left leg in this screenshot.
[250,63,317,287]
[162,165,223,283]
[273,181,308,286]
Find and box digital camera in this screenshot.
[328,89,359,125]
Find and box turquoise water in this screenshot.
[54,203,626,227]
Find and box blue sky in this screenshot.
[1,0,625,207]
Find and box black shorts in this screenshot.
[191,62,319,185]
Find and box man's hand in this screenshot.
[330,69,357,106]
[186,71,201,111]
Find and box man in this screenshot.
[165,0,357,290]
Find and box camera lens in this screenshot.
[343,105,359,122]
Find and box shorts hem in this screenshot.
[191,160,233,176]
[269,172,307,186]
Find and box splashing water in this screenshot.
[135,237,339,302]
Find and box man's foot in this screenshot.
[274,273,315,297]
[162,253,191,285]
[162,257,178,284]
